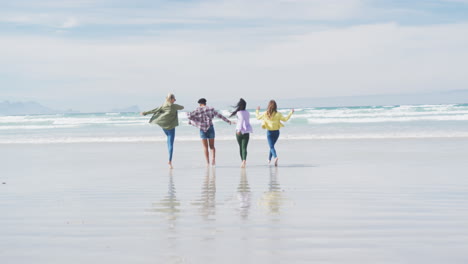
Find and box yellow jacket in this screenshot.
[255,110,293,130]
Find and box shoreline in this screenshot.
[2,135,468,144]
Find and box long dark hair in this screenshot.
[230,98,247,117]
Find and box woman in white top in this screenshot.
[230,98,253,168]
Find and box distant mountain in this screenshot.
[0,101,58,115]
[110,105,140,113]
[0,100,141,115]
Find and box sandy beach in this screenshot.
[2,138,468,263]
[3,0,468,262]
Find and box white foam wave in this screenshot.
[2,104,468,130]
[0,125,82,130]
[295,108,468,119]
[307,115,468,124]
[51,117,148,125]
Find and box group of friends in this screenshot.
[141,93,294,169]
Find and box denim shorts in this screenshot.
[200,125,215,139]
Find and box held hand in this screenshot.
[140,112,145,116]
[231,120,237,125]
[256,106,260,111]
[291,108,295,113]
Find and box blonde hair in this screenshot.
[266,100,277,119]
[165,93,175,103]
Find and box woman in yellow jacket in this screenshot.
[256,100,294,166]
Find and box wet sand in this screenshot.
[1,138,468,263]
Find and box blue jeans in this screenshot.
[267,130,280,160]
[200,125,215,139]
[163,128,175,161]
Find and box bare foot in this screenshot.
[274,157,279,167]
[268,160,271,166]
[241,160,246,168]
[168,161,173,169]
[211,159,216,167]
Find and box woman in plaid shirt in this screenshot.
[187,98,233,166]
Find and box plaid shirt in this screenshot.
[187,106,231,132]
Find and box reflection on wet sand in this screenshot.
[151,170,180,222]
[149,170,184,263]
[237,169,251,219]
[192,167,216,220]
[260,167,285,214]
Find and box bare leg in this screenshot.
[202,139,210,166]
[241,160,246,168]
[168,161,173,169]
[274,157,279,167]
[209,138,216,166]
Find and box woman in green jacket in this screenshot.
[141,93,184,169]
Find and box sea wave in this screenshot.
[1,103,467,130]
[307,115,468,124]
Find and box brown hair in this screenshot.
[266,100,277,119]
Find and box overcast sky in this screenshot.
[1,0,468,111]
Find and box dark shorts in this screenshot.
[200,125,215,139]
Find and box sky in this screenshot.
[1,0,468,112]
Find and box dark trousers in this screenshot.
[236,133,250,161]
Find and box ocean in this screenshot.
[1,103,468,144]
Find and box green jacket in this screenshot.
[143,102,184,130]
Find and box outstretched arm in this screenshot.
[173,104,184,110]
[186,110,194,120]
[214,110,232,124]
[255,106,264,120]
[279,109,294,121]
[141,106,161,116]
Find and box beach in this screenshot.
[2,138,468,263]
[3,0,468,262]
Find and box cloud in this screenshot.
[1,0,466,34]
[181,0,365,20]
[3,0,108,8]
[441,0,468,3]
[1,0,468,110]
[1,22,468,105]
[0,0,365,29]
[60,17,79,28]
[0,13,81,29]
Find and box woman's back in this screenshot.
[236,110,253,134]
[256,110,292,130]
[150,102,184,129]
